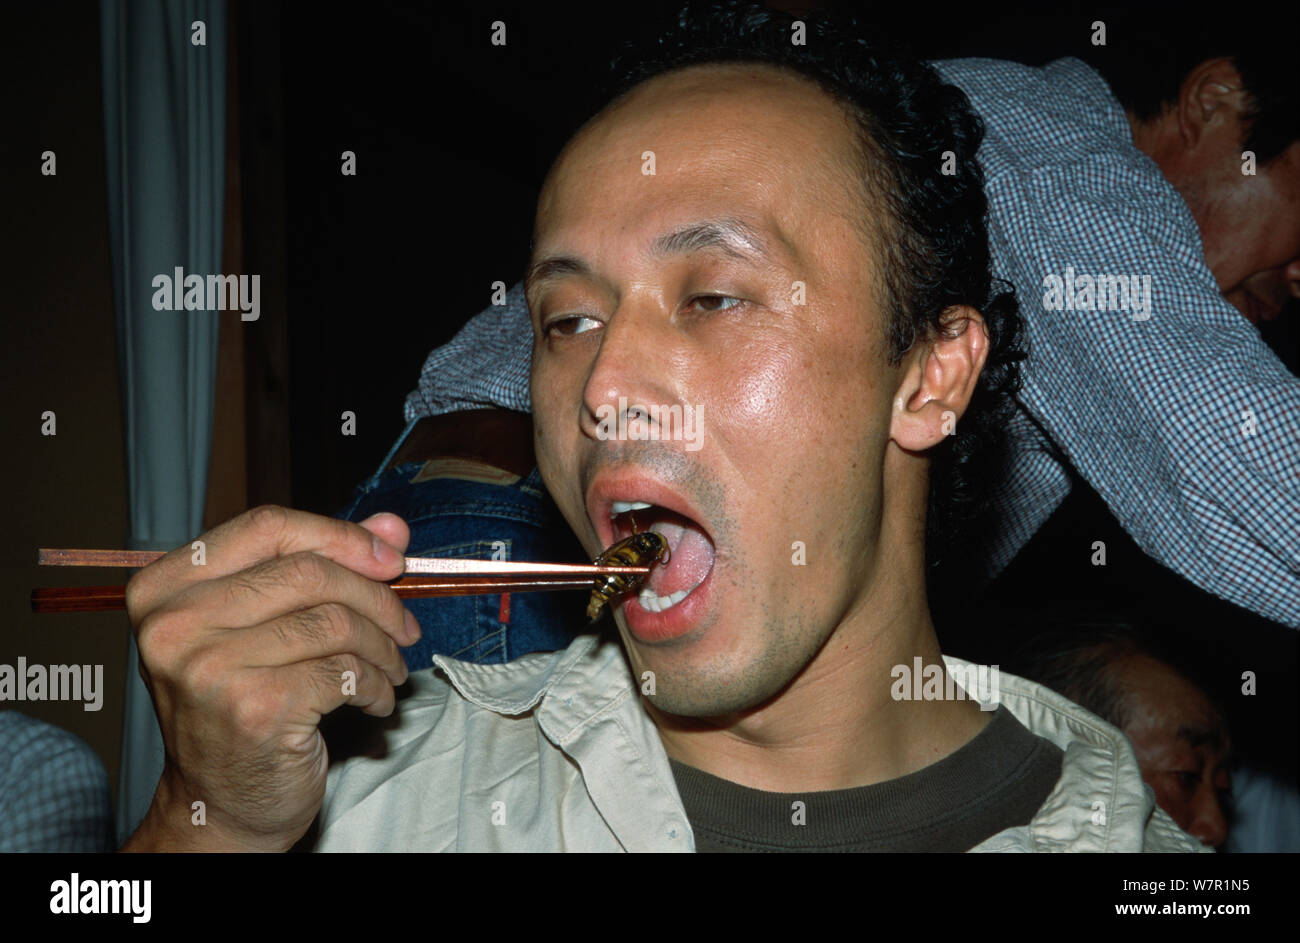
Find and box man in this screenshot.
[401,8,1300,629]
[120,6,1203,852]
[1012,621,1234,849]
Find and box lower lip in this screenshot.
[620,562,715,644]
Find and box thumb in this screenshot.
[356,512,411,558]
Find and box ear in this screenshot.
[1176,57,1249,151]
[890,306,989,452]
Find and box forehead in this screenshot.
[1118,655,1228,750]
[534,63,869,254]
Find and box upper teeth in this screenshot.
[610,500,653,516]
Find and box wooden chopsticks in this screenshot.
[31,548,647,614]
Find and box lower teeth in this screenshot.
[638,585,695,613]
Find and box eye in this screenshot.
[1173,771,1200,795]
[545,315,602,337]
[684,294,744,314]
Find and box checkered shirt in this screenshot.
[0,710,115,852]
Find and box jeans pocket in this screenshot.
[400,539,509,670]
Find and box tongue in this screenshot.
[646,516,715,596]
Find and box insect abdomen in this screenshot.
[586,532,668,622]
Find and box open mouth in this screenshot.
[603,498,716,614]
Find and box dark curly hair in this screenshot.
[594,1,1025,572]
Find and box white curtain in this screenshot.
[99,0,227,843]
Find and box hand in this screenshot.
[119,506,420,852]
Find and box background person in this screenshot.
[1011,620,1235,849]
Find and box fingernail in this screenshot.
[372,534,401,566]
[404,609,421,644]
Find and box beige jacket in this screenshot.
[314,633,1208,852]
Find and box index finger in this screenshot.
[126,506,409,613]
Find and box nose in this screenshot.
[580,294,677,443]
[1187,791,1229,849]
[1285,257,1300,299]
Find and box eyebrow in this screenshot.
[524,218,780,299]
[1176,724,1227,752]
[650,218,775,263]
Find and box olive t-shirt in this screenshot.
[668,706,1064,852]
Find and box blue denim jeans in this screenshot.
[334,419,588,670]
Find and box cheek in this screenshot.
[531,351,581,431]
[715,315,878,432]
[718,338,805,427]
[1233,177,1300,262]
[530,358,584,498]
[1146,777,1190,823]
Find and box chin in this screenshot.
[644,676,777,719]
[626,615,813,720]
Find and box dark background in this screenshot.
[4,0,1296,803]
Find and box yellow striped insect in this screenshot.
[587,531,670,622]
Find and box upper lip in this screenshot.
[585,471,712,553]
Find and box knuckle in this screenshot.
[244,504,290,539]
[124,568,153,619]
[322,653,364,689]
[285,552,331,594]
[136,608,185,666]
[317,601,355,638]
[328,514,366,551]
[229,687,277,734]
[370,583,404,630]
[226,563,275,603]
[294,603,349,645]
[287,605,330,644]
[336,652,364,679]
[179,645,228,694]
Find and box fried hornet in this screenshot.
[586,531,670,622]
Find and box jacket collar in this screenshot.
[433,633,689,851]
[432,640,1199,852]
[432,632,636,731]
[946,655,1202,852]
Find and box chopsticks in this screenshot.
[31,548,647,614]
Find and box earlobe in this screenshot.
[889,307,988,453]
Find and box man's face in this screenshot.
[1114,655,1233,848]
[1168,77,1300,321]
[527,64,903,717]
